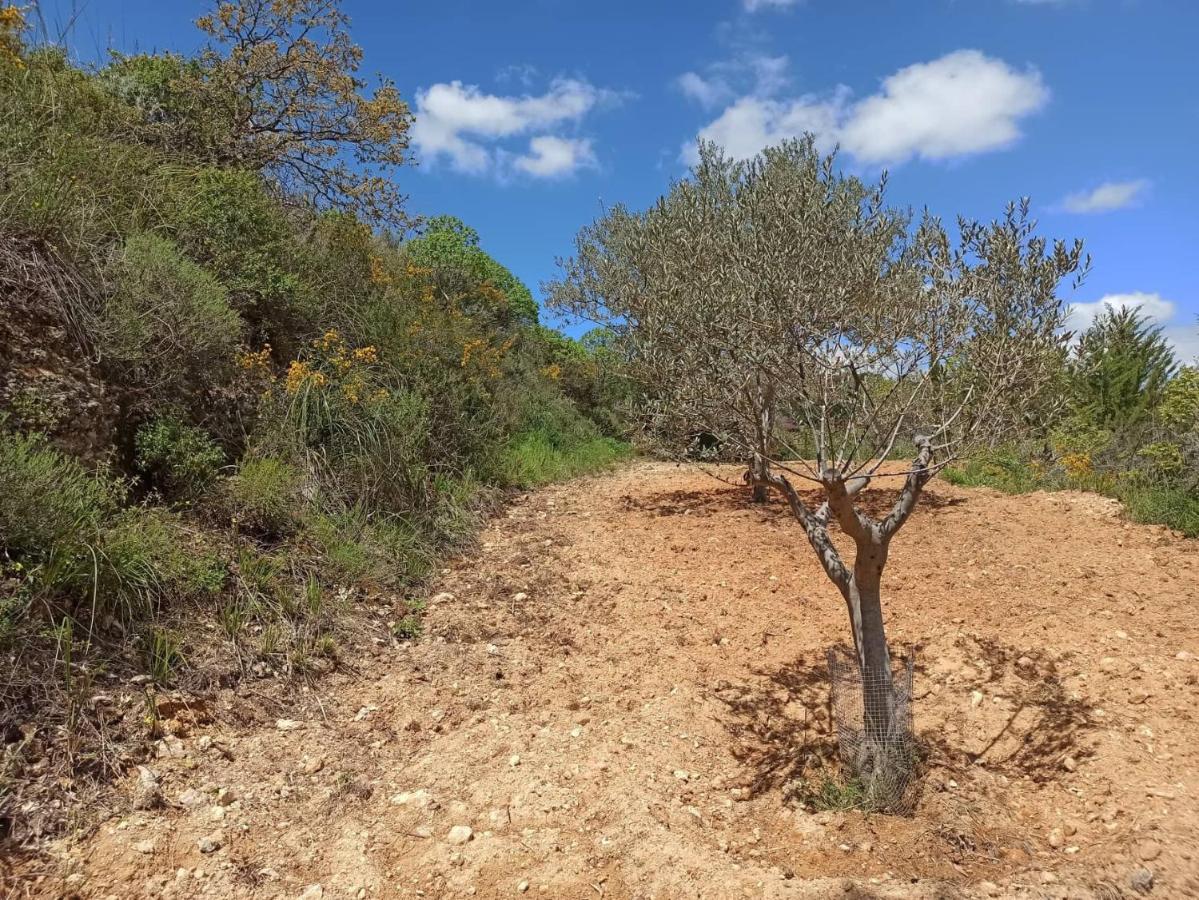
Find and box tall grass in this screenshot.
[500,429,628,487]
[943,449,1199,537]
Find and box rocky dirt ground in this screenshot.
[7,461,1199,899]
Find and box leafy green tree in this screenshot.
[405,216,538,324]
[195,0,413,230]
[1071,306,1177,430]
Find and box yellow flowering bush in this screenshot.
[0,5,25,69]
[281,330,385,406]
[236,344,273,376]
[1060,452,1093,479]
[368,255,393,287]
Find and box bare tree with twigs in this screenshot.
[546,138,1087,800]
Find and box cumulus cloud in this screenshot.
[1059,179,1150,214]
[743,0,800,10]
[1067,292,1198,361]
[512,136,597,178]
[412,77,615,179]
[676,71,734,109]
[683,50,1048,167]
[684,92,844,163]
[1067,292,1176,331]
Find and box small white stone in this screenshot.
[446,825,473,845]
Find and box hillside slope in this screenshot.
[14,462,1199,899]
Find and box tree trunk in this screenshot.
[748,381,774,504]
[847,544,897,748]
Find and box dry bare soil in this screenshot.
[11,462,1199,899]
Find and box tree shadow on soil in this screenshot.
[712,656,840,797]
[626,485,964,525]
[925,637,1100,781]
[716,640,1099,806]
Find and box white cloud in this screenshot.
[683,50,1048,167]
[842,51,1048,164]
[513,136,597,178]
[412,77,614,178]
[743,0,800,10]
[1067,292,1199,361]
[676,52,789,111]
[684,92,844,164]
[1059,179,1150,214]
[1164,324,1199,365]
[1067,292,1176,331]
[676,71,734,108]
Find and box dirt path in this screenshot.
[21,462,1199,899]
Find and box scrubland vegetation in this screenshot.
[944,306,1199,536]
[0,1,625,840]
[2,0,1197,858]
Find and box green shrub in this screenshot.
[1116,484,1199,537]
[102,233,244,402]
[0,49,166,250]
[496,397,629,487]
[135,418,225,498]
[942,450,1046,494]
[227,456,302,536]
[305,509,373,581]
[95,509,215,619]
[0,429,224,623]
[167,168,308,330]
[0,429,120,560]
[99,52,238,161]
[305,506,435,584]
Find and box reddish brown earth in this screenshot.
[10,461,1199,899]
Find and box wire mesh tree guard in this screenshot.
[827,645,918,812]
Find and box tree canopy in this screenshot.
[1071,305,1177,431]
[95,0,414,231]
[547,138,1087,805]
[405,216,539,325]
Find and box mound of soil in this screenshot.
[11,462,1199,898]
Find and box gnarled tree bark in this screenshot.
[751,437,933,748]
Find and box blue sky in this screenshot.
[41,0,1199,357]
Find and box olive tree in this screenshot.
[546,139,1087,789]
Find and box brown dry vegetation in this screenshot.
[8,461,1198,899]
